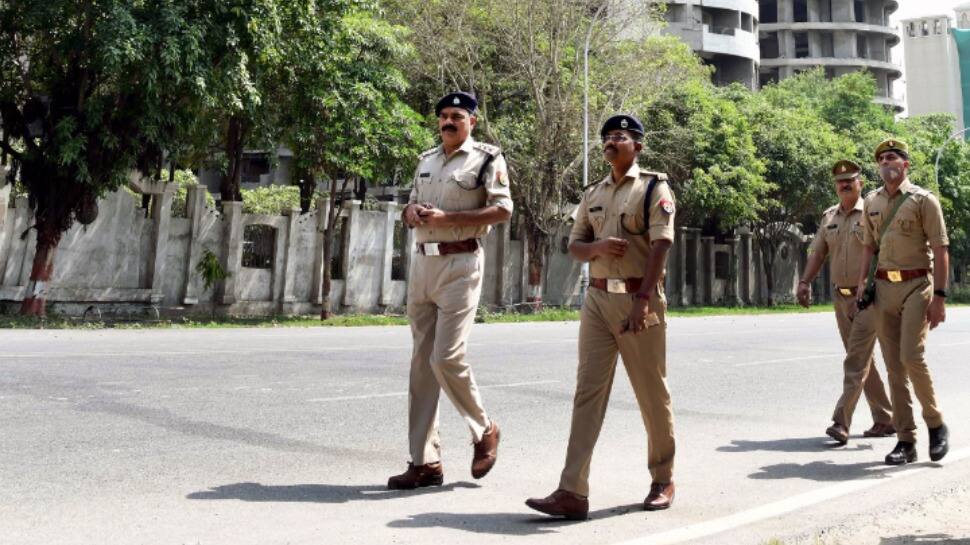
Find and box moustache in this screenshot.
[441,125,457,132]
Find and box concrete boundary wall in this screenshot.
[0,180,832,316]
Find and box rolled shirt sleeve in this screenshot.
[568,193,593,246]
[922,192,950,247]
[483,154,513,213]
[647,182,676,243]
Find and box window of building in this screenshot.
[759,0,777,24]
[794,0,808,23]
[908,22,916,37]
[935,19,945,35]
[794,32,810,58]
[820,0,833,22]
[242,224,276,269]
[240,153,270,185]
[759,68,780,88]
[856,34,867,58]
[714,251,730,280]
[854,1,866,23]
[741,13,754,33]
[760,33,780,58]
[922,21,930,36]
[962,13,970,29]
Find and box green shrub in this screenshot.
[241,185,304,215]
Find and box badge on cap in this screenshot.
[838,164,846,173]
[453,97,460,105]
[660,199,674,215]
[620,119,628,129]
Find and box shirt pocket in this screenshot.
[588,209,607,236]
[444,171,482,211]
[893,208,917,236]
[620,200,646,235]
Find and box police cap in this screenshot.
[600,114,644,138]
[435,92,478,116]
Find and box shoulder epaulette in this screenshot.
[418,147,439,159]
[910,185,931,197]
[640,170,669,183]
[581,179,604,192]
[823,204,839,215]
[473,142,501,157]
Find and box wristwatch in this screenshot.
[633,292,650,301]
[933,289,948,298]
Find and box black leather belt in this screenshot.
[417,238,479,256]
[589,277,643,294]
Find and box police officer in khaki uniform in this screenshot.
[387,92,513,489]
[798,159,894,444]
[526,114,676,520]
[854,138,950,465]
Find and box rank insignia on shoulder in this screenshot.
[659,199,674,215]
[496,170,508,186]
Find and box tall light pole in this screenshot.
[934,127,970,188]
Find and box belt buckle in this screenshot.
[423,242,441,256]
[839,288,853,296]
[887,270,902,283]
[607,278,627,294]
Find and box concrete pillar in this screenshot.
[280,207,301,308]
[340,200,361,308]
[702,236,715,305]
[181,185,207,305]
[688,228,702,305]
[379,203,399,307]
[0,177,10,282]
[311,197,329,304]
[726,236,742,306]
[740,232,752,304]
[220,201,243,305]
[492,221,510,306]
[148,187,174,304]
[753,241,764,305]
[676,227,689,307]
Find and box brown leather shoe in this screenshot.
[525,489,589,520]
[826,422,849,444]
[644,482,675,511]
[387,462,443,490]
[471,421,500,479]
[863,422,896,438]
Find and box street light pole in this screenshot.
[934,127,970,188]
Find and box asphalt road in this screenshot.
[2,308,970,545]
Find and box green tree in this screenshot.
[0,0,214,315]
[274,4,431,318]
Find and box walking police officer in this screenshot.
[797,159,894,444]
[526,114,676,520]
[855,138,950,465]
[387,92,513,489]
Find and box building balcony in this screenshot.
[663,0,759,17]
[759,56,902,80]
[760,22,901,46]
[701,25,760,60]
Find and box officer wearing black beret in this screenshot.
[435,92,478,116]
[527,113,677,519]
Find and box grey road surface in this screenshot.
[2,308,969,545]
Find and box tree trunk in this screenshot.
[320,177,340,320]
[297,168,314,214]
[760,243,776,307]
[526,230,547,311]
[20,223,62,316]
[220,115,245,202]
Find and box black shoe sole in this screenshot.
[885,453,917,465]
[826,428,849,445]
[387,475,444,490]
[524,501,589,520]
[930,447,949,462]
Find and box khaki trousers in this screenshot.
[406,250,489,465]
[559,284,674,497]
[875,276,944,443]
[830,292,893,429]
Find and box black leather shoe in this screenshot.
[929,423,949,462]
[885,441,917,465]
[826,422,849,445]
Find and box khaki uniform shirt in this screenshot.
[568,163,675,279]
[408,137,514,244]
[862,179,949,270]
[809,199,865,288]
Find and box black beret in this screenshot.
[435,92,478,116]
[600,114,644,137]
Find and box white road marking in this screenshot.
[734,341,970,368]
[613,446,970,545]
[306,379,560,403]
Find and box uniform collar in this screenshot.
[837,197,864,216]
[436,136,477,159]
[877,178,914,197]
[603,162,640,186]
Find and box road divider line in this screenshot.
[306,379,559,403]
[613,446,970,545]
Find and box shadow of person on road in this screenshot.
[386,503,645,536]
[747,460,940,482]
[186,481,479,503]
[880,534,970,544]
[718,437,876,453]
